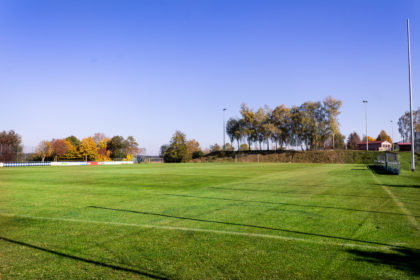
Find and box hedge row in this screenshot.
[192,150,381,164]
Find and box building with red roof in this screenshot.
[357,141,392,151]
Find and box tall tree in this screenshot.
[239,103,255,150]
[35,140,53,162]
[254,107,267,150]
[63,139,80,159]
[125,136,139,156]
[107,136,126,159]
[398,108,420,142]
[272,105,291,149]
[186,139,201,159]
[259,106,275,150]
[376,130,392,143]
[323,97,342,140]
[0,130,23,162]
[346,132,361,150]
[163,131,189,163]
[79,137,98,161]
[333,132,346,149]
[289,106,305,150]
[226,118,242,150]
[51,139,69,159]
[226,118,236,148]
[299,101,323,150]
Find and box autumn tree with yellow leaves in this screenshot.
[79,137,98,161]
[97,138,111,161]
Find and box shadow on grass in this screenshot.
[347,248,420,276]
[89,205,409,249]
[0,236,169,280]
[374,183,420,189]
[368,165,392,175]
[208,187,420,202]
[160,193,420,218]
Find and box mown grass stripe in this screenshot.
[0,212,408,251]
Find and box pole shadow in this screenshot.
[160,193,420,218]
[208,187,420,202]
[347,248,420,276]
[88,206,409,249]
[0,236,169,280]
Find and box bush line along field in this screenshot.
[0,153,419,279]
[196,150,384,164]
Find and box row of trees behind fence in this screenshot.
[34,133,140,161]
[1,105,418,163]
[226,97,345,151]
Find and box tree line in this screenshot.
[226,97,345,151]
[34,133,140,161]
[2,105,417,163]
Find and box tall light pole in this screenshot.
[363,100,368,151]
[407,19,416,171]
[223,108,227,150]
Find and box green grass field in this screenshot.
[1,153,419,279]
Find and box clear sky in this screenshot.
[0,0,419,154]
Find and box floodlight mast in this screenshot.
[407,19,415,171]
[363,100,368,151]
[223,108,227,150]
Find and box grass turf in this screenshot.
[0,153,419,279]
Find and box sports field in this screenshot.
[0,154,419,279]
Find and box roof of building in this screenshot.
[397,142,411,145]
[357,141,389,145]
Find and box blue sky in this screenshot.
[0,0,419,154]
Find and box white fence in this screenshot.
[0,161,134,168]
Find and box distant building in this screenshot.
[357,141,392,151]
[398,142,412,151]
[415,132,420,153]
